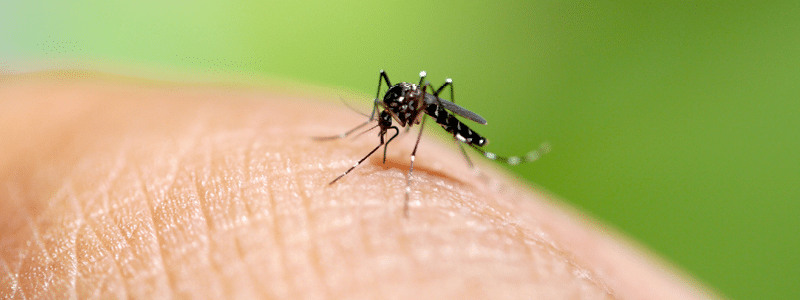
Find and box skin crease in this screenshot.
[0,71,719,300]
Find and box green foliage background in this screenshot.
[3,1,799,299]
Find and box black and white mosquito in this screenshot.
[315,70,549,216]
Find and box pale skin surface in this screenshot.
[0,71,719,300]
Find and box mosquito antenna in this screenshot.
[338,96,370,118]
[312,119,374,141]
[353,124,380,138]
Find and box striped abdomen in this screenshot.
[425,104,487,146]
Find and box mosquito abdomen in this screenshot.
[426,104,487,146]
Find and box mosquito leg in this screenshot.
[454,139,475,169]
[443,78,476,173]
[337,96,370,118]
[312,119,375,141]
[381,126,400,164]
[330,131,387,184]
[405,114,428,217]
[433,78,453,100]
[468,142,551,165]
[375,71,391,99]
[424,78,454,107]
[366,70,392,120]
[382,129,393,164]
[377,69,392,91]
[328,125,400,185]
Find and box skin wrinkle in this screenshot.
[64,182,81,300]
[33,184,72,299]
[237,129,273,298]
[292,157,333,299]
[156,105,226,298]
[193,139,224,296]
[183,152,223,298]
[162,162,191,297]
[81,225,113,299]
[515,217,613,296]
[79,176,128,297]
[107,160,142,299]
[26,185,61,299]
[357,192,374,280]
[241,128,258,220]
[135,165,176,300]
[471,178,614,295]
[117,161,170,299]
[100,150,132,298]
[209,132,264,298]
[264,152,292,300]
[1,252,23,299]
[5,75,139,295]
[25,186,51,284]
[409,175,610,297]
[224,147,258,297]
[77,205,120,299]
[280,155,322,299]
[232,237,262,298]
[55,83,159,296]
[1,184,30,276]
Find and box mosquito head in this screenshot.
[378,111,393,131]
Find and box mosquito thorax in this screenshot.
[381,83,423,127]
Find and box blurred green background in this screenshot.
[3,1,799,299]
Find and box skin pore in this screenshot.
[0,71,718,299]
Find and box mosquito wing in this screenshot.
[424,93,488,125]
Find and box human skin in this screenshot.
[0,71,718,299]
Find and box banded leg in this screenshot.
[433,78,454,101]
[337,96,370,118]
[368,70,393,120]
[405,113,428,217]
[374,70,391,110]
[468,142,551,166]
[312,120,377,141]
[330,126,400,184]
[402,81,431,217]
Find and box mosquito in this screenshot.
[314,70,549,216]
